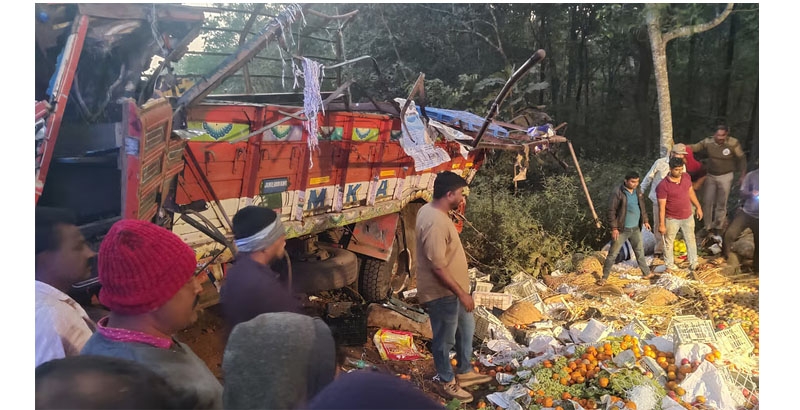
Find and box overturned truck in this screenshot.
[35,4,581,307]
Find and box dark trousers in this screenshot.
[602,227,650,279]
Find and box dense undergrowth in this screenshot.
[461,148,653,286]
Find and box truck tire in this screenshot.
[358,239,399,303]
[290,245,359,294]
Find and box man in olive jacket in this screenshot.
[598,171,652,285]
[689,124,747,235]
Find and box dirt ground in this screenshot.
[175,304,227,381]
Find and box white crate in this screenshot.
[473,291,514,311]
[670,318,717,345]
[665,315,700,336]
[474,306,514,342]
[715,323,754,357]
[473,281,494,294]
[503,278,538,301]
[630,318,655,340]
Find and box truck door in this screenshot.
[121,98,185,222]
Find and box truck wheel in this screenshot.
[290,245,359,294]
[358,239,399,303]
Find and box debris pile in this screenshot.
[460,258,759,410]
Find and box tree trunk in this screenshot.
[538,13,548,106]
[645,3,733,156]
[646,6,673,157]
[634,31,654,155]
[682,31,697,142]
[575,16,587,111]
[745,83,758,164]
[718,10,737,122]
[565,5,579,105]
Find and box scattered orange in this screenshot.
[624,401,637,409]
[675,387,686,396]
[473,366,481,373]
[599,377,609,388]
[544,397,553,407]
[543,360,552,368]
[451,358,458,366]
[696,396,706,404]
[528,390,535,397]
[562,392,572,400]
[476,401,487,409]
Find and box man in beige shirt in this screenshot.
[416,171,491,403]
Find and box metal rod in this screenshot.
[471,50,546,148]
[176,73,337,81]
[187,5,277,18]
[184,148,234,232]
[201,26,336,43]
[175,4,308,115]
[182,50,338,62]
[567,141,601,228]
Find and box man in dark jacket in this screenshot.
[220,206,303,337]
[598,171,652,285]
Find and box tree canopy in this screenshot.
[174,3,758,162]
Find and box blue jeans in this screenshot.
[424,295,475,382]
[664,217,698,267]
[602,227,650,279]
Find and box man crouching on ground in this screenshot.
[81,220,223,409]
[416,171,491,403]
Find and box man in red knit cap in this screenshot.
[81,219,222,409]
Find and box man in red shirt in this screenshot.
[656,157,704,271]
[684,145,707,192]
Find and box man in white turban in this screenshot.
[220,206,302,338]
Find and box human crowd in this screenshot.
[35,171,488,409]
[599,124,758,285]
[34,126,758,409]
